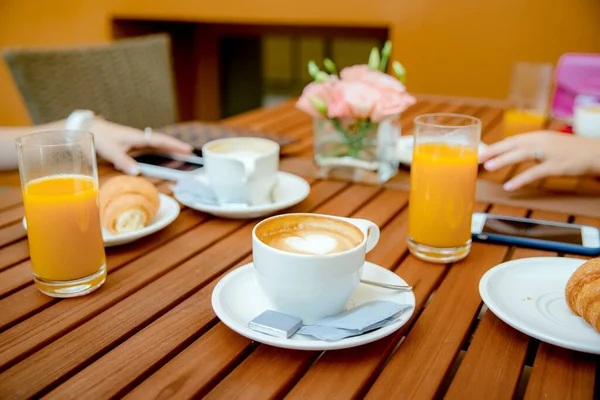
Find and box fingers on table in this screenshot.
[484,148,533,171]
[134,132,193,153]
[504,162,555,191]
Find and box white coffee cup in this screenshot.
[574,104,600,138]
[252,213,380,324]
[202,137,279,206]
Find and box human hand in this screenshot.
[480,131,600,191]
[92,119,193,175]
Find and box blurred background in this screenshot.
[1,0,600,126]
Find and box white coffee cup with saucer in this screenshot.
[252,213,380,324]
[172,170,311,219]
[202,137,279,206]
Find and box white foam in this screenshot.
[284,234,338,255]
[226,150,263,160]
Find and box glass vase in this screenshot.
[313,117,400,184]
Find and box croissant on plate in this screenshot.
[565,258,600,333]
[99,176,160,234]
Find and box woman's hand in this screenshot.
[92,119,193,175]
[480,131,600,191]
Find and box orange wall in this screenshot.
[1,0,600,126]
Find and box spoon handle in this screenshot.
[360,279,413,291]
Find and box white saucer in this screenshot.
[396,135,488,166]
[212,261,416,351]
[23,193,180,247]
[174,171,310,219]
[480,257,600,354]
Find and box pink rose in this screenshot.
[338,64,371,81]
[341,64,407,94]
[371,91,416,122]
[295,78,337,117]
[328,81,381,119]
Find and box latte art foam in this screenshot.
[256,215,364,255]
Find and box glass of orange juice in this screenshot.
[408,114,481,263]
[16,130,106,297]
[503,62,552,137]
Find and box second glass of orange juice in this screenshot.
[16,131,106,297]
[408,114,481,263]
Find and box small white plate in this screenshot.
[212,261,416,351]
[479,257,600,354]
[23,193,180,247]
[396,135,488,166]
[174,171,310,219]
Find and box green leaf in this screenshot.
[309,96,327,114]
[323,58,338,75]
[368,47,380,70]
[393,61,406,84]
[308,61,320,79]
[379,40,392,71]
[315,71,330,83]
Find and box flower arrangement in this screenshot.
[296,41,415,159]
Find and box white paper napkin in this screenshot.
[297,301,413,341]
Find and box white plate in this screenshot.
[174,171,310,219]
[23,193,180,247]
[212,261,416,351]
[396,135,488,166]
[479,257,600,354]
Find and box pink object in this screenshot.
[295,78,338,118]
[296,64,415,121]
[551,53,600,119]
[328,81,381,119]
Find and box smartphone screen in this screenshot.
[133,154,202,172]
[482,217,583,245]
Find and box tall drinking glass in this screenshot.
[408,114,481,263]
[504,62,553,137]
[16,131,106,297]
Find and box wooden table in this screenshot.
[0,98,597,399]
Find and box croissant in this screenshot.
[99,176,160,234]
[565,258,600,333]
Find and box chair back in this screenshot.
[3,34,178,129]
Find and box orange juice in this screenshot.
[408,143,478,248]
[23,175,106,283]
[503,109,546,137]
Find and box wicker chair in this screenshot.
[3,34,178,129]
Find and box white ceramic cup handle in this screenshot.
[237,158,257,183]
[340,217,380,253]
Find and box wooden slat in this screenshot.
[0,205,23,229]
[0,217,239,371]
[204,346,316,400]
[124,321,252,400]
[221,99,297,127]
[364,242,511,399]
[0,180,348,398]
[445,247,557,400]
[0,188,23,212]
[524,343,597,400]
[0,222,26,248]
[0,240,28,272]
[0,261,30,298]
[0,209,207,331]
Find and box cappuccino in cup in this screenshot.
[252,213,380,324]
[256,214,363,255]
[202,137,279,206]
